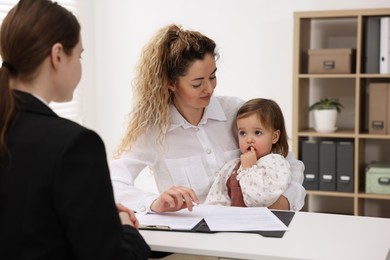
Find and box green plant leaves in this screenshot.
[309,98,343,113]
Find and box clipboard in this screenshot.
[140,210,295,238]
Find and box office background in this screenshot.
[76,1,390,188]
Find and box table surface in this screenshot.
[140,211,390,260]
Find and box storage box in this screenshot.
[368,83,388,134]
[308,48,355,74]
[366,163,390,195]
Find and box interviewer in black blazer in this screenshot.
[0,0,150,259]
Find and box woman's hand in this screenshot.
[151,186,199,213]
[117,203,139,229]
[268,195,290,210]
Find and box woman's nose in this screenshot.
[204,80,215,93]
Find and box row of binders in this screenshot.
[301,140,354,192]
[364,16,390,74]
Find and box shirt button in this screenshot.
[206,148,212,154]
[194,128,200,132]
[140,206,146,212]
[292,206,296,211]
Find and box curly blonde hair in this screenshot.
[115,24,217,158]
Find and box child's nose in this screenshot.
[246,136,254,143]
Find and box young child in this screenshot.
[205,98,291,207]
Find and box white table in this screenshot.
[140,211,390,260]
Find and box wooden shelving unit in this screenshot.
[292,8,390,218]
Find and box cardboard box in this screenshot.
[368,83,388,134]
[388,84,390,133]
[308,48,355,74]
[366,163,390,195]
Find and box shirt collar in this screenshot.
[169,96,227,131]
[32,93,50,106]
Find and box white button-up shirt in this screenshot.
[109,96,306,213]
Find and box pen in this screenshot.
[139,225,171,230]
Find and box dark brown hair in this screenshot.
[236,98,289,157]
[0,0,80,159]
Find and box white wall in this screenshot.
[80,0,390,159]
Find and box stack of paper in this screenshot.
[136,205,288,232]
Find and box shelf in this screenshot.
[293,8,390,218]
[299,74,357,78]
[307,191,390,200]
[359,74,390,78]
[358,193,390,200]
[298,130,390,139]
[298,128,355,138]
[358,134,390,140]
[307,190,355,198]
[299,74,390,79]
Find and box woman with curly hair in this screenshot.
[110,24,306,214]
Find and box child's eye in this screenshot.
[255,130,262,136]
[239,130,246,137]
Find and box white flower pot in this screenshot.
[313,109,338,133]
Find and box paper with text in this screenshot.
[202,206,288,231]
[136,205,288,231]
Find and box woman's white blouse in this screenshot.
[109,96,306,213]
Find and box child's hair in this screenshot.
[236,98,289,157]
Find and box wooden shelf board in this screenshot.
[358,134,390,140]
[298,128,355,138]
[306,190,355,198]
[298,74,356,79]
[358,193,390,200]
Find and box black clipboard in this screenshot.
[140,210,295,238]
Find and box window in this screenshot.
[0,0,83,124]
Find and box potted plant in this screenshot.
[309,97,343,133]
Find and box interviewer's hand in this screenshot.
[151,186,199,213]
[117,203,139,229]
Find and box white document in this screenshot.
[201,206,288,231]
[380,17,390,74]
[136,205,288,231]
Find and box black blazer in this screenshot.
[0,91,150,260]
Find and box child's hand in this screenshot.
[240,147,257,169]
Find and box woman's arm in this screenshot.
[109,132,161,213]
[279,152,307,211]
[110,133,200,214]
